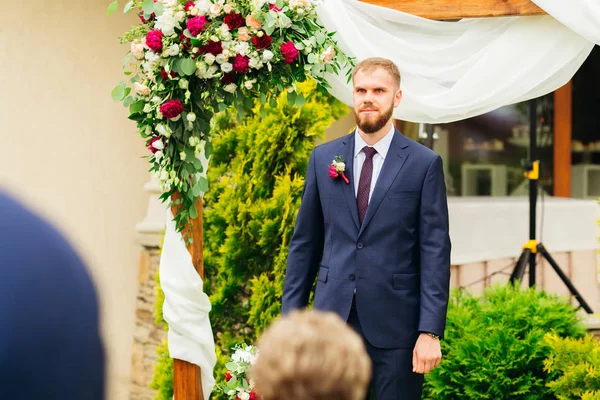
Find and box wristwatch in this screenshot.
[424,332,441,340]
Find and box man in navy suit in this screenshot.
[282,57,451,399]
[0,191,105,399]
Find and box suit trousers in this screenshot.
[348,300,424,400]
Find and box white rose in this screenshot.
[222,49,231,58]
[296,8,304,14]
[244,80,255,90]
[262,50,274,61]
[143,103,153,113]
[187,112,196,122]
[249,57,263,69]
[215,54,227,64]
[240,392,250,400]
[221,62,233,73]
[337,162,346,171]
[175,10,186,21]
[208,65,219,76]
[131,42,145,59]
[190,7,199,15]
[155,10,178,36]
[223,4,233,13]
[204,53,216,65]
[289,0,299,8]
[179,79,189,89]
[164,43,180,57]
[223,83,237,93]
[195,0,211,13]
[234,41,250,56]
[154,150,164,161]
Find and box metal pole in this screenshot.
[528,99,537,287]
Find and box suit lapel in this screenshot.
[339,132,360,231]
[358,129,409,237]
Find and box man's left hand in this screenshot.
[412,333,442,374]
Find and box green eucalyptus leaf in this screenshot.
[107,1,118,15]
[123,1,134,13]
[111,81,127,101]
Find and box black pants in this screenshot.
[347,301,424,400]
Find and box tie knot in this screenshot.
[362,146,377,159]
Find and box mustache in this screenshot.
[359,103,379,111]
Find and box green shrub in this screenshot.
[544,333,600,399]
[423,284,586,399]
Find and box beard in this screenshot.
[354,102,394,134]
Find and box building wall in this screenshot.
[0,2,148,399]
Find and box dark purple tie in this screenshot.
[357,146,377,225]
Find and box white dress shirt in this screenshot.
[353,126,395,201]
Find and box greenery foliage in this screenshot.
[423,284,586,400]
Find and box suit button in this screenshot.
[349,274,356,281]
[357,242,364,249]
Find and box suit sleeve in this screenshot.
[417,155,451,338]
[282,149,325,313]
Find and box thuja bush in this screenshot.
[544,332,600,399]
[423,284,586,399]
[202,79,347,396]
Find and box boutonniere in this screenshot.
[328,156,350,184]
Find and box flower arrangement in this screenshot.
[329,155,349,183]
[108,0,353,240]
[216,344,259,399]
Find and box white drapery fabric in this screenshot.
[159,150,215,400]
[532,0,600,46]
[158,1,600,397]
[319,0,596,123]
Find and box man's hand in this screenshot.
[412,333,442,374]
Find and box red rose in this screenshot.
[146,29,164,53]
[224,13,244,30]
[184,1,195,11]
[269,3,282,12]
[232,54,250,74]
[249,388,258,400]
[222,72,236,84]
[160,69,177,81]
[225,371,232,382]
[147,137,161,154]
[328,164,339,178]
[200,40,223,56]
[187,16,209,36]
[160,99,184,119]
[280,41,298,64]
[251,34,272,50]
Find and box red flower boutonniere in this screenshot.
[329,156,349,184]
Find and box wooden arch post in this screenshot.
[168,1,549,398]
[171,193,205,400]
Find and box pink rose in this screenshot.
[245,15,262,29]
[145,29,164,53]
[232,54,250,74]
[328,165,339,178]
[187,16,209,36]
[237,27,251,41]
[280,41,299,64]
[160,99,184,119]
[184,1,195,11]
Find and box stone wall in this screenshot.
[130,246,166,400]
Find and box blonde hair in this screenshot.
[251,310,371,400]
[352,57,401,90]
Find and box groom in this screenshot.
[282,57,451,399]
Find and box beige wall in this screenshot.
[0,2,149,399]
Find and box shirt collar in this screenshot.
[354,125,395,159]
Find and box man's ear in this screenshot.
[394,89,403,107]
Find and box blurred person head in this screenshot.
[0,190,104,400]
[251,309,371,400]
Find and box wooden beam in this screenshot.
[358,0,546,19]
[171,193,205,400]
[553,81,572,197]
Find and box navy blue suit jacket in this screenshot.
[282,129,451,349]
[0,192,104,399]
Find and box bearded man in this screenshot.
[282,57,451,399]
